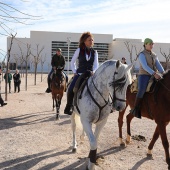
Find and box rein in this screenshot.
[86,70,127,123]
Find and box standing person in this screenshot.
[0,66,7,106]
[130,38,164,119]
[4,69,12,93]
[45,48,68,93]
[64,32,99,115]
[121,57,127,64]
[13,69,21,93]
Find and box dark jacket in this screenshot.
[13,73,21,83]
[51,54,65,69]
[4,73,12,83]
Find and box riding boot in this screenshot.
[45,78,52,93]
[64,91,74,115]
[130,98,142,119]
[0,97,7,106]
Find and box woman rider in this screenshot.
[64,32,99,115]
[131,38,165,119]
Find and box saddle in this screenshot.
[130,76,156,93]
[73,71,91,108]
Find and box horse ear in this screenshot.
[125,63,133,72]
[116,60,120,68]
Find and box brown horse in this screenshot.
[118,70,170,169]
[51,68,66,120]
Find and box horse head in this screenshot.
[108,60,133,111]
[52,69,64,89]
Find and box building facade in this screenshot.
[7,31,170,73]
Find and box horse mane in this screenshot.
[163,69,170,78]
[94,60,117,76]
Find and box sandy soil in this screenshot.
[0,73,169,170]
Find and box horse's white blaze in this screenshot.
[70,60,132,169]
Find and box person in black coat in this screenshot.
[0,65,7,106]
[13,69,21,93]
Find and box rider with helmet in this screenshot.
[130,38,165,118]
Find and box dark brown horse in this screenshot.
[118,70,170,169]
[51,68,66,120]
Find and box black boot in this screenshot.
[64,91,74,115]
[0,97,7,107]
[130,98,142,119]
[45,78,52,93]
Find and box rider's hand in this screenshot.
[153,72,162,80]
[53,66,56,70]
[74,73,77,76]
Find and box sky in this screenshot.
[0,0,170,60]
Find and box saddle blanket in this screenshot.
[130,77,154,93]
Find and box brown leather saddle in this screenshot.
[130,76,156,93]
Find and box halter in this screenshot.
[86,70,127,123]
[109,71,127,104]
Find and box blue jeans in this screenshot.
[136,75,151,98]
[68,75,80,93]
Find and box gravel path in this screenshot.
[0,74,169,170]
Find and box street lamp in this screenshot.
[67,37,71,75]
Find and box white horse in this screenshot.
[70,60,132,170]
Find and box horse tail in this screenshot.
[73,112,83,130]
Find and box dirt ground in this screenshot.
[0,73,169,170]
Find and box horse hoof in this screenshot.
[147,153,153,159]
[126,139,130,144]
[56,114,60,120]
[120,142,126,147]
[72,148,77,153]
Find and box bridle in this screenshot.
[86,70,127,123]
[109,71,127,104]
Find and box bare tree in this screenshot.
[32,44,44,85]
[134,45,142,61]
[18,44,25,78]
[5,33,17,100]
[0,2,42,37]
[160,48,170,70]
[13,54,19,69]
[40,54,46,82]
[124,41,134,63]
[23,44,31,91]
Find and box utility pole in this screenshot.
[67,37,71,75]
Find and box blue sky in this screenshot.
[0,0,170,60]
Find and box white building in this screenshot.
[7,31,170,72]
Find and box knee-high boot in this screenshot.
[130,98,142,119]
[64,91,74,115]
[45,77,52,93]
[0,96,7,106]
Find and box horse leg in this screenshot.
[80,129,85,141]
[157,122,170,169]
[52,98,55,111]
[126,112,134,144]
[80,119,96,170]
[147,125,159,156]
[56,99,60,120]
[93,118,108,164]
[118,106,127,146]
[70,112,77,152]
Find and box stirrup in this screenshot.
[130,107,141,119]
